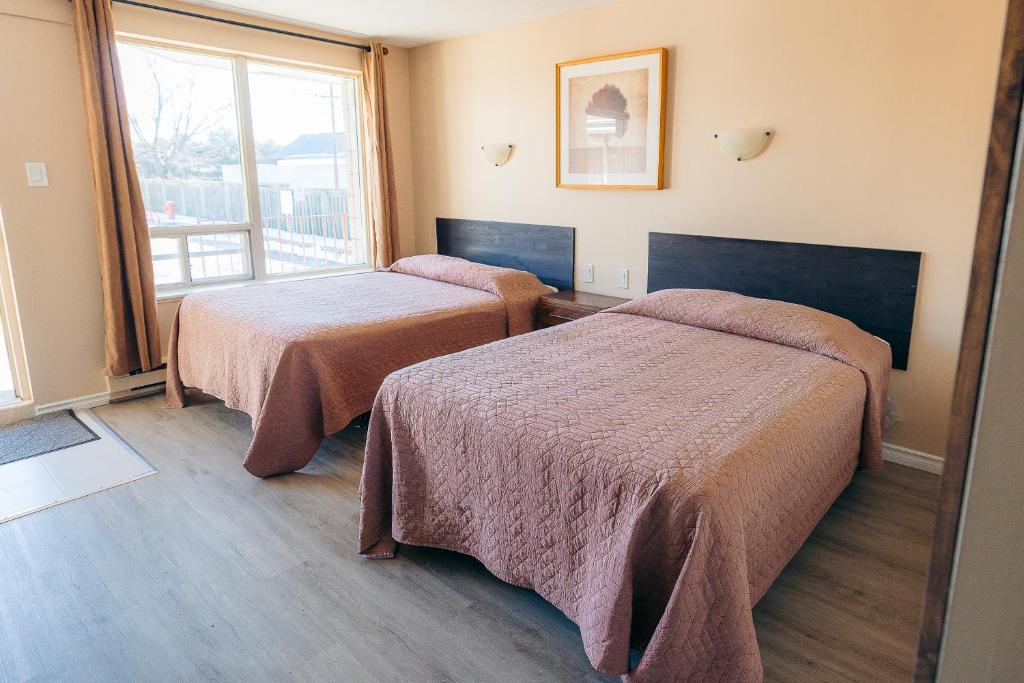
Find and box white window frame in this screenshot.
[0,207,31,411]
[116,37,372,297]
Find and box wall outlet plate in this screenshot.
[617,267,629,289]
[25,162,49,187]
[581,263,594,283]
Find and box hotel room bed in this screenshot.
[166,254,552,477]
[358,288,892,681]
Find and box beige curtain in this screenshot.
[361,41,400,269]
[72,0,161,376]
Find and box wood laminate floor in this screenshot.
[0,394,939,682]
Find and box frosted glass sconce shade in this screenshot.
[714,128,774,161]
[481,144,513,166]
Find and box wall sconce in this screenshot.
[714,128,774,161]
[481,144,513,166]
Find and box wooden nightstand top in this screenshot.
[536,290,631,329]
[541,289,631,311]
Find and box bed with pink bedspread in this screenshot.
[358,288,890,681]
[166,254,551,477]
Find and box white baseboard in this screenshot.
[35,392,110,415]
[882,442,944,475]
[35,368,168,417]
[33,369,168,417]
[29,388,945,477]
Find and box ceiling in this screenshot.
[187,0,616,48]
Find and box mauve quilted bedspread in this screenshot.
[166,255,551,477]
[359,289,890,681]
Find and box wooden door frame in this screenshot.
[914,0,1024,679]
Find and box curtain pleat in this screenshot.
[361,41,400,270]
[72,0,161,376]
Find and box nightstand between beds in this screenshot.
[536,290,630,329]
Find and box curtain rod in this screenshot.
[110,0,383,53]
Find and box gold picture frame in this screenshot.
[556,47,668,190]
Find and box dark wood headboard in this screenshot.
[647,232,922,369]
[436,218,575,290]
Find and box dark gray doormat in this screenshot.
[0,410,100,466]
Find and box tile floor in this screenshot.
[0,409,155,523]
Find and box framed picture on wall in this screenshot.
[556,48,668,190]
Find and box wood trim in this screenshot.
[555,183,661,190]
[914,1,1024,679]
[555,47,668,190]
[555,47,666,69]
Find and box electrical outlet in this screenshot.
[25,162,49,187]
[884,397,901,430]
[581,263,594,283]
[617,267,629,289]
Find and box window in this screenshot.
[118,41,367,291]
[248,62,367,275]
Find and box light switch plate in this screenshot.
[617,267,629,289]
[581,263,594,283]
[25,163,49,187]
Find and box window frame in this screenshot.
[0,207,30,409]
[116,36,372,296]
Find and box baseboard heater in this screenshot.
[106,366,167,402]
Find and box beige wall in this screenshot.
[407,0,1007,455]
[0,0,1007,454]
[0,0,415,409]
[0,0,109,409]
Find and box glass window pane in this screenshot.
[0,311,15,405]
[247,62,367,275]
[150,236,183,286]
[119,42,247,227]
[187,232,249,283]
